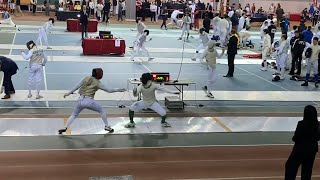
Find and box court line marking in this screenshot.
[9,30,17,55]
[236,66,289,91]
[175,175,320,180]
[0,144,295,152]
[42,66,49,107]
[211,117,232,132]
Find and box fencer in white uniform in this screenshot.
[200,40,224,98]
[0,11,20,31]
[260,21,269,50]
[167,9,183,27]
[192,28,210,61]
[58,68,126,134]
[273,34,289,80]
[219,15,230,46]
[178,12,191,40]
[301,37,320,87]
[125,73,179,128]
[261,29,271,71]
[130,18,146,49]
[189,3,196,24]
[36,18,54,49]
[131,30,153,61]
[212,14,221,37]
[21,41,47,99]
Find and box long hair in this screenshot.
[303,105,318,125]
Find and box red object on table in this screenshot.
[289,13,301,22]
[67,19,98,32]
[82,38,126,55]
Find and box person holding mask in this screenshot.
[285,105,320,180]
[80,5,89,40]
[224,29,238,78]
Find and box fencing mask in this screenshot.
[26,40,36,50]
[305,47,312,59]
[92,68,103,79]
[272,74,281,81]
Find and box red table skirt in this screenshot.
[289,13,301,22]
[82,38,126,55]
[67,19,98,32]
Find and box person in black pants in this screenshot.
[268,21,277,44]
[224,29,238,78]
[0,56,19,99]
[203,14,211,33]
[290,32,305,75]
[103,0,111,23]
[160,6,168,30]
[285,105,320,180]
[80,6,89,40]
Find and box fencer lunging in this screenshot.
[260,29,271,71]
[21,40,47,99]
[125,73,179,128]
[301,37,320,88]
[273,34,289,80]
[36,18,54,49]
[131,30,153,61]
[0,11,20,31]
[200,40,225,98]
[58,68,126,134]
[178,12,191,41]
[192,28,210,61]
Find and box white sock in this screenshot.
[36,82,41,95]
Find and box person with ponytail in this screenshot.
[58,68,126,134]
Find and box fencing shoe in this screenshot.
[104,126,114,133]
[125,122,136,128]
[202,86,208,94]
[161,121,171,127]
[207,92,214,98]
[58,128,67,134]
[301,81,309,86]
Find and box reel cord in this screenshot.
[174,32,187,83]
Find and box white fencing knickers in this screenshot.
[206,66,218,93]
[131,44,150,59]
[36,27,49,48]
[219,29,227,46]
[306,59,319,74]
[167,17,178,27]
[130,100,166,117]
[193,43,208,60]
[28,63,43,95]
[133,32,143,47]
[180,25,190,38]
[240,35,250,47]
[64,96,109,128]
[276,53,288,76]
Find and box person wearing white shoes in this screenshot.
[130,18,146,49]
[178,12,191,41]
[21,40,47,99]
[301,37,320,88]
[58,68,126,134]
[131,30,153,61]
[36,18,54,49]
[191,28,210,61]
[200,40,225,98]
[261,29,271,71]
[273,34,289,80]
[125,73,180,128]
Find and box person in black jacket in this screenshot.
[224,29,238,78]
[289,32,305,75]
[268,21,277,44]
[103,0,111,23]
[285,105,320,180]
[0,56,19,99]
[160,6,168,30]
[203,13,211,33]
[80,5,89,40]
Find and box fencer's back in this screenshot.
[30,49,45,65]
[79,76,99,98]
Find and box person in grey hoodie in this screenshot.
[201,40,225,98]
